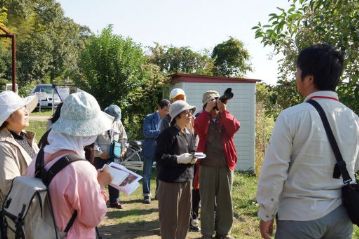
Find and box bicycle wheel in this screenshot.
[121,147,143,171]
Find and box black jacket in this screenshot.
[155,126,196,183]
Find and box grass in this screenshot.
[30,108,53,116]
[28,120,48,140]
[27,119,359,238]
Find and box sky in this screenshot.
[57,0,292,85]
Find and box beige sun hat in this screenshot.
[51,91,114,137]
[202,90,220,106]
[0,91,38,126]
[169,100,196,122]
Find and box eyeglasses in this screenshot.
[181,110,193,116]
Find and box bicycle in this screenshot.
[120,140,143,171]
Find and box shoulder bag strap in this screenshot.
[307,99,352,184]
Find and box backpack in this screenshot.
[0,148,83,239]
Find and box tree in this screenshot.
[253,0,359,113]
[77,26,166,139]
[148,43,214,75]
[211,37,252,77]
[0,0,89,86]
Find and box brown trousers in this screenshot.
[158,180,192,239]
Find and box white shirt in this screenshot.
[257,91,359,221]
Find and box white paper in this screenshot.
[194,152,206,159]
[108,162,143,195]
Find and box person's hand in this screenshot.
[190,157,198,164]
[259,219,274,239]
[176,153,193,164]
[97,165,112,188]
[121,148,127,159]
[205,98,217,112]
[100,152,110,160]
[216,99,227,113]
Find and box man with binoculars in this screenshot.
[194,89,240,239]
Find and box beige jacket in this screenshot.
[0,128,39,206]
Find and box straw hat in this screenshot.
[0,91,38,126]
[51,92,114,136]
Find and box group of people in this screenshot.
[0,43,358,239]
[142,87,240,239]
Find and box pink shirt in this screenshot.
[27,151,107,239]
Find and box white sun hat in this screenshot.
[169,100,196,122]
[0,91,38,126]
[51,91,114,137]
[169,88,186,101]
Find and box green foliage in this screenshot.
[148,43,214,75]
[0,0,90,85]
[0,7,6,26]
[253,0,359,113]
[211,37,252,77]
[77,26,166,139]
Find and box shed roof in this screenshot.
[170,73,261,84]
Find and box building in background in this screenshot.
[170,73,260,171]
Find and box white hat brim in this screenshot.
[51,111,114,137]
[24,95,38,113]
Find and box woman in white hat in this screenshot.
[26,91,113,239]
[155,100,197,239]
[0,91,39,207]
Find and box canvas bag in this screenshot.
[308,99,359,226]
[0,149,82,239]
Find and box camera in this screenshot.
[219,88,234,104]
[213,88,234,110]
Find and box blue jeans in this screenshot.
[142,155,154,196]
[94,157,119,203]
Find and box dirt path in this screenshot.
[98,197,201,239]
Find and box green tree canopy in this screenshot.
[0,0,89,86]
[253,0,359,113]
[211,37,252,77]
[148,43,214,75]
[76,26,166,139]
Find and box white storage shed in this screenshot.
[170,73,260,171]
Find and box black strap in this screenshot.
[64,211,77,233]
[42,154,83,186]
[307,99,352,184]
[35,149,84,234]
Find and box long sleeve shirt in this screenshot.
[26,150,107,239]
[256,91,359,221]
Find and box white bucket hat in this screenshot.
[51,91,114,137]
[169,100,196,122]
[0,91,38,126]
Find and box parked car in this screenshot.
[0,83,18,93]
[31,84,62,108]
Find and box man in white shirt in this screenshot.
[257,44,359,239]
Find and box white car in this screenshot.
[31,84,62,108]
